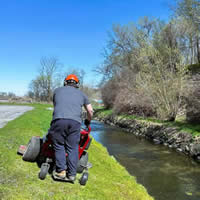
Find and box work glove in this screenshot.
[84,119,90,127]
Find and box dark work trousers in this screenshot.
[49,119,81,176]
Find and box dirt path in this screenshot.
[0,105,34,128]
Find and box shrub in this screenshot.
[186,73,200,124]
[187,63,200,74]
[136,45,187,121]
[101,78,119,109]
[113,87,156,117]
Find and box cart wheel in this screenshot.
[39,163,50,180]
[79,172,89,186]
[22,137,40,162]
[77,151,88,173]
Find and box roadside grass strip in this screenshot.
[0,104,153,200]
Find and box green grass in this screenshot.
[187,63,200,74]
[95,108,200,137]
[166,118,200,137]
[94,108,113,117]
[0,104,153,200]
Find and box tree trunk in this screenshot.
[190,37,194,64]
[196,35,200,63]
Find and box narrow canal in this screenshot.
[91,120,200,200]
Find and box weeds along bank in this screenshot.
[94,109,200,163]
[0,104,153,200]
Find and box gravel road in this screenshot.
[0,105,34,128]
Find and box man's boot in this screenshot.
[66,175,76,183]
[54,170,66,179]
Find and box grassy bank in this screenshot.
[95,108,200,137]
[0,104,153,200]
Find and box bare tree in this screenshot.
[29,56,62,102]
[8,92,16,98]
[136,43,187,121]
[99,16,190,120]
[174,0,200,63]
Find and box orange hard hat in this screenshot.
[65,74,79,84]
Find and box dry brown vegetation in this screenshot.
[99,0,200,122]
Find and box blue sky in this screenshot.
[0,0,171,96]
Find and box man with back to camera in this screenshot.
[49,74,93,182]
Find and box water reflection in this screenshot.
[91,120,200,200]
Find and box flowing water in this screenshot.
[91,120,200,200]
